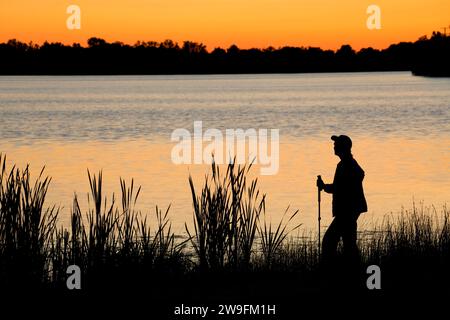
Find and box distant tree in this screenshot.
[160,39,179,50]
[417,35,428,42]
[336,44,356,58]
[87,37,107,48]
[227,44,240,55]
[0,31,448,75]
[134,41,158,48]
[6,39,29,50]
[182,41,207,54]
[211,47,226,55]
[431,31,444,39]
[358,47,379,55]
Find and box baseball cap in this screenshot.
[331,135,352,149]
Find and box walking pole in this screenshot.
[317,175,322,260]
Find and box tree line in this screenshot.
[0,32,448,75]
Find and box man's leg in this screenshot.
[341,215,361,289]
[341,215,358,263]
[321,217,343,289]
[322,217,342,264]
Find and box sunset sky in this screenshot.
[0,0,449,50]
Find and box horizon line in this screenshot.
[2,31,444,53]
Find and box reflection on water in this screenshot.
[1,72,449,142]
[0,72,449,233]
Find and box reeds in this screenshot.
[258,207,301,269]
[0,154,59,288]
[186,162,267,270]
[0,154,449,292]
[50,171,188,289]
[358,204,450,263]
[185,161,301,271]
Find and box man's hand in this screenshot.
[316,175,324,191]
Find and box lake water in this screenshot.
[0,72,449,233]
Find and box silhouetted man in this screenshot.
[317,135,367,268]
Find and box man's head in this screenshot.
[331,135,352,157]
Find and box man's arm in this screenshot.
[323,183,333,194]
[317,176,333,194]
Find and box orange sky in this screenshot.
[0,0,449,50]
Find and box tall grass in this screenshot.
[0,154,59,288]
[258,207,301,269]
[357,204,450,289]
[0,154,449,292]
[49,171,188,289]
[186,161,300,271]
[186,162,267,270]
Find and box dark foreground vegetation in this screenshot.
[1,32,449,76]
[0,153,449,313]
